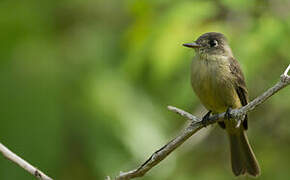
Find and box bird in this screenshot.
[183,32,260,177]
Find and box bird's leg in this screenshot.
[201,110,212,126]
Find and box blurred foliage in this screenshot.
[0,0,289,179]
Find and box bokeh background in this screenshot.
[0,0,290,179]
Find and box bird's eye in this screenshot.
[209,40,218,47]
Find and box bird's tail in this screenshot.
[228,129,260,177]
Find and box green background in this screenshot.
[0,0,289,179]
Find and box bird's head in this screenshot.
[183,32,233,57]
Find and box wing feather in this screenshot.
[228,57,249,130]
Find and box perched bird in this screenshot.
[183,32,260,177]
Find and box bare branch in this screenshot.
[0,143,53,180]
[109,65,290,180]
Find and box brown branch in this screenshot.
[0,143,53,180]
[109,64,290,180]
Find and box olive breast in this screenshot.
[191,55,241,113]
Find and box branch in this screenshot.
[109,64,290,180]
[0,143,53,180]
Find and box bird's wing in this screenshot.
[228,57,249,130]
[228,57,248,105]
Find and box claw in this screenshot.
[201,110,212,126]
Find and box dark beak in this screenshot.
[182,42,201,48]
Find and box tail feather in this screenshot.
[228,130,260,177]
[229,133,246,176]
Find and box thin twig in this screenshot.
[0,143,53,180]
[109,65,290,180]
[283,64,290,77]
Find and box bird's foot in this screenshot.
[225,107,232,120]
[201,110,212,127]
[225,107,241,128]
